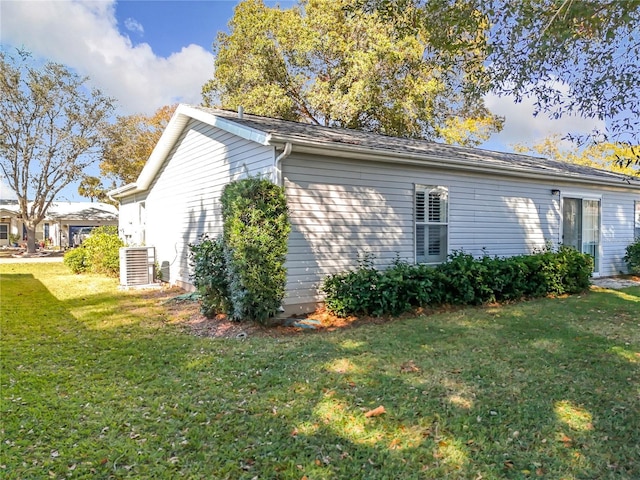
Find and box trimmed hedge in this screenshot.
[322,246,594,317]
[189,177,290,324]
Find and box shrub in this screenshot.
[189,234,230,317]
[556,245,594,293]
[64,226,124,277]
[220,178,290,323]
[64,247,88,274]
[80,226,124,276]
[322,247,593,317]
[322,254,383,317]
[436,251,494,305]
[624,238,640,275]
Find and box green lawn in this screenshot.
[1,262,639,479]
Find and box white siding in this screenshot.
[283,154,640,311]
[143,119,274,286]
[600,191,639,276]
[119,193,148,245]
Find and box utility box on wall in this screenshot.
[119,247,155,286]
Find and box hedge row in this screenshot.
[321,247,593,317]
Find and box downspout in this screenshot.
[274,142,292,186]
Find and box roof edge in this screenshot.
[119,105,272,196]
[270,136,640,191]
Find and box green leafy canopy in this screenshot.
[203,0,502,145]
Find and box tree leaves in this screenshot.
[0,50,115,252]
[363,0,640,146]
[203,0,502,145]
[99,104,176,186]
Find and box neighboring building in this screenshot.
[0,199,118,248]
[110,105,640,314]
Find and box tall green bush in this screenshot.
[189,178,290,323]
[221,178,290,323]
[624,238,640,275]
[63,226,124,277]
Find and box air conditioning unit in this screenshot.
[119,247,155,286]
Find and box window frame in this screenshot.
[0,223,8,240]
[415,184,449,264]
[560,192,601,274]
[635,200,640,240]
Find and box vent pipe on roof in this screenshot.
[238,106,244,119]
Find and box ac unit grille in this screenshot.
[120,247,155,286]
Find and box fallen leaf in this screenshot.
[503,460,515,469]
[400,361,420,373]
[364,405,386,417]
[558,433,573,446]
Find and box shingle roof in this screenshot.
[194,106,639,185]
[0,201,117,221]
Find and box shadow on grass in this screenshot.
[1,272,638,479]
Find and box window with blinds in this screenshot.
[415,185,448,263]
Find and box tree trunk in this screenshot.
[25,222,38,253]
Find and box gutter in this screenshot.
[269,136,640,192]
[274,142,292,186]
[108,183,138,201]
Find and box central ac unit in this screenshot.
[119,247,155,286]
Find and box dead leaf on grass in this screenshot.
[364,405,386,417]
[400,361,420,373]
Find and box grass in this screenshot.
[1,262,639,479]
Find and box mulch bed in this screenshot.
[146,286,417,339]
[142,274,640,340]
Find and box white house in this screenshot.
[110,105,640,314]
[0,198,118,248]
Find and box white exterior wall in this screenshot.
[599,191,639,276]
[119,194,148,246]
[137,119,275,287]
[282,154,640,312]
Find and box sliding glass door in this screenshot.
[562,197,600,273]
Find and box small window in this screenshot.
[415,185,448,263]
[635,201,640,240]
[0,224,8,240]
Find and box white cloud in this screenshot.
[0,0,214,115]
[124,17,144,36]
[484,89,605,151]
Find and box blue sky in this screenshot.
[0,0,602,201]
